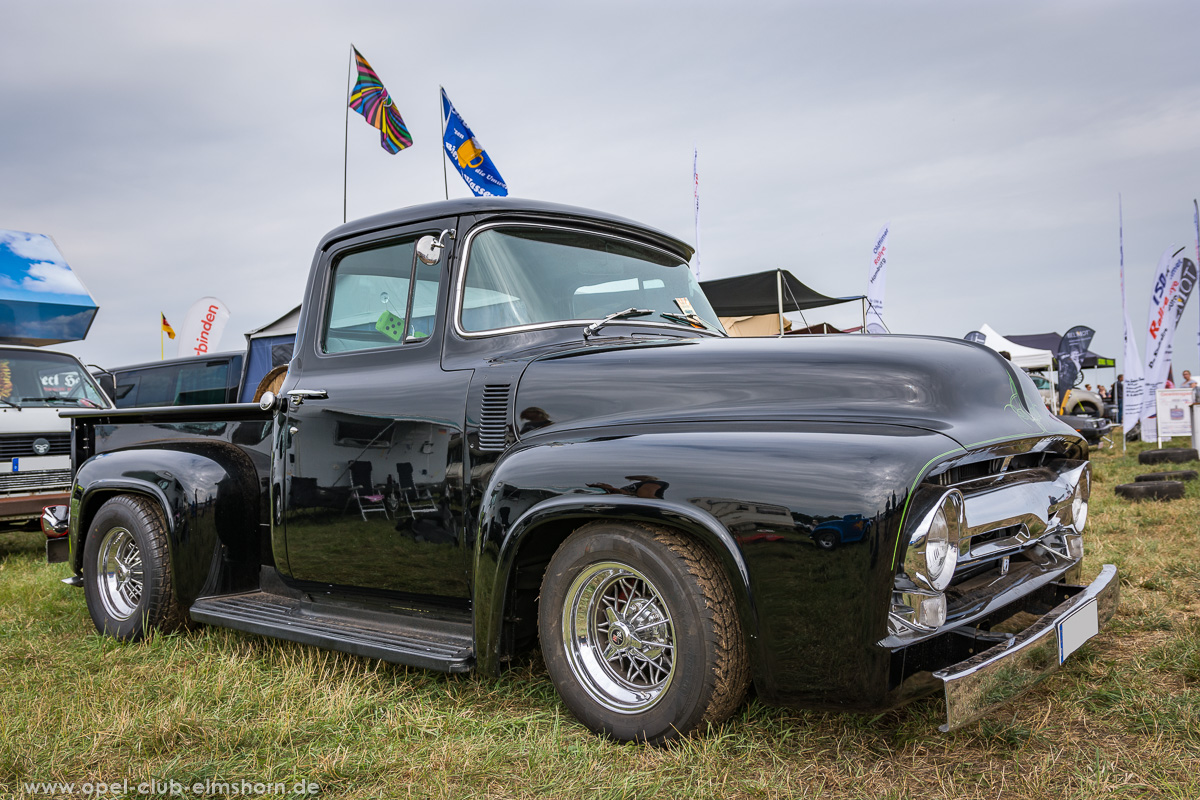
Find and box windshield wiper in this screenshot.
[20,396,78,405]
[659,312,722,333]
[583,308,654,339]
[0,397,19,410]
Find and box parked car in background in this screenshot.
[1056,414,1112,447]
[92,352,244,409]
[1023,373,1112,446]
[1026,372,1105,416]
[0,345,110,532]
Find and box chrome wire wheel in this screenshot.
[562,561,676,714]
[95,526,144,621]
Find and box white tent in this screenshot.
[976,323,1054,370]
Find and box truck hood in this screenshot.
[512,334,1074,450]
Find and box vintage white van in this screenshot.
[0,345,110,532]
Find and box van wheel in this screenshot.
[83,495,186,641]
[538,522,749,744]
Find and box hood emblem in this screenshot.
[32,438,51,456]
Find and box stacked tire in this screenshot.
[1115,450,1198,502]
[1137,448,1199,465]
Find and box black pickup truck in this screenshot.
[49,198,1117,744]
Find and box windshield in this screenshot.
[459,226,723,334]
[0,349,109,408]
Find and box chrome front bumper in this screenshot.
[933,563,1119,732]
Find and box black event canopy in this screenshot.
[700,270,863,317]
[1004,332,1115,369]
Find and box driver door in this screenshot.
[280,220,471,601]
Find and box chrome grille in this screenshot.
[927,451,1050,487]
[0,469,72,494]
[889,451,1087,643]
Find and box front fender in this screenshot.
[470,421,965,705]
[70,442,261,605]
[474,487,757,676]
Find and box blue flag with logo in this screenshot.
[441,88,507,197]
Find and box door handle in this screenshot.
[286,389,328,407]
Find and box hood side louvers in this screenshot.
[478,384,512,451]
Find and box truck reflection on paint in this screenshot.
[811,514,872,550]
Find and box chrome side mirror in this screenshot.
[415,236,441,266]
[416,228,456,266]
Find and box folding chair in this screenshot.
[347,461,389,520]
[396,462,439,516]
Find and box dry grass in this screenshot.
[1,436,1197,799]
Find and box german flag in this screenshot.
[161,313,176,340]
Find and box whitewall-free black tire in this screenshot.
[82,495,186,641]
[538,522,749,744]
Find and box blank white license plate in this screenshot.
[1057,598,1099,664]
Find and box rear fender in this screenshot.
[70,443,261,604]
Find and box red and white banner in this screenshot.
[1141,249,1197,441]
[865,222,889,334]
[177,296,231,358]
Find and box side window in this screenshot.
[407,258,441,341]
[175,361,231,405]
[113,374,140,406]
[133,368,174,406]
[324,238,437,354]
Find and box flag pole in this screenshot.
[776,269,784,337]
[1193,199,1199,373]
[692,146,701,278]
[344,45,354,224]
[440,87,449,201]
[1119,195,1126,452]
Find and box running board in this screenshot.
[190,591,474,672]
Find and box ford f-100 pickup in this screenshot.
[49,198,1117,743]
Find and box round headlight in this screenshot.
[926,507,951,583]
[1072,467,1091,531]
[905,490,963,592]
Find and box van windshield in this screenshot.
[0,350,109,408]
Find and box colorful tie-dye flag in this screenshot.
[348,47,413,154]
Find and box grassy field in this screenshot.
[1,438,1197,799]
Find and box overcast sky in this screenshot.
[2,0,1199,380]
